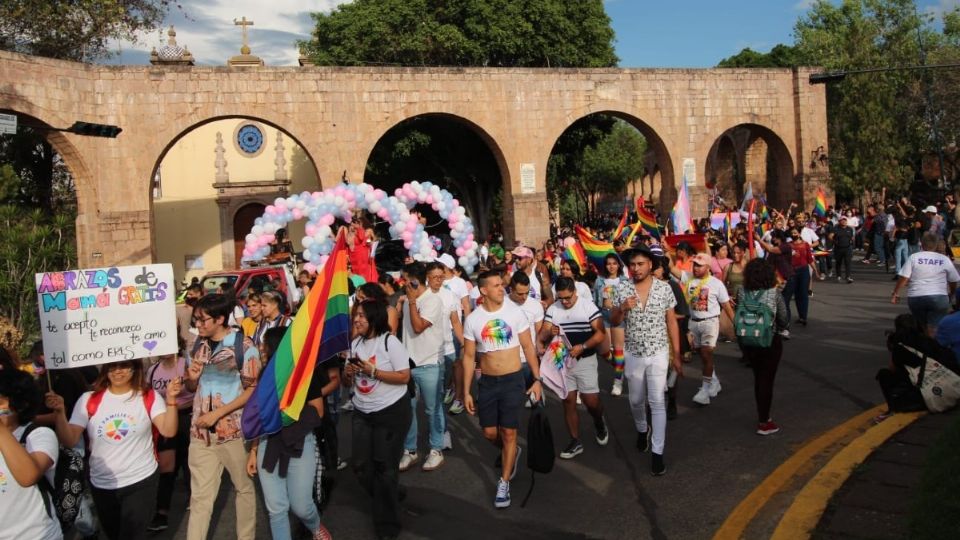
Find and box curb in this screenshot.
[770,410,925,539]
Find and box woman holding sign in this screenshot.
[45,361,181,540]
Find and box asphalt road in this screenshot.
[151,258,915,540]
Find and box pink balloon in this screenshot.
[402,231,413,242]
[321,215,335,227]
[466,233,474,243]
[452,200,460,208]
[564,237,576,248]
[426,195,435,205]
[264,205,276,215]
[276,200,287,210]
[303,263,317,274]
[376,190,386,200]
[292,208,303,220]
[306,224,317,236]
[405,220,416,231]
[456,247,465,257]
[344,191,355,202]
[378,208,389,219]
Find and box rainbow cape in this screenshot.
[563,240,588,271]
[813,187,827,217]
[241,232,351,440]
[574,225,616,270]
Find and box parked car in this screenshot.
[201,264,300,313]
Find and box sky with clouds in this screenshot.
[106,0,959,68]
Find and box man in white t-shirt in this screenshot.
[892,232,960,335]
[437,254,470,415]
[801,221,820,248]
[512,246,553,307]
[507,271,545,400]
[462,270,542,509]
[398,262,447,472]
[670,253,734,406]
[540,277,607,460]
[427,262,464,447]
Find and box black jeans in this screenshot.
[352,395,412,538]
[744,335,783,423]
[780,276,797,327]
[90,471,159,540]
[834,248,852,280]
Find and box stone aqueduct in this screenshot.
[0,50,830,268]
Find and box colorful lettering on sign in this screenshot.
[37,268,122,293]
[117,283,168,305]
[41,290,112,313]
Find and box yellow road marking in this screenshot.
[770,410,924,539]
[713,404,885,540]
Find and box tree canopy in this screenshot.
[300,0,618,67]
[717,44,801,68]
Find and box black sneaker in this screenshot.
[595,418,609,446]
[651,452,666,476]
[637,430,649,453]
[147,514,168,532]
[560,439,584,459]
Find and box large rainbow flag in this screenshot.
[563,239,588,271]
[813,186,827,217]
[636,205,661,240]
[574,225,616,269]
[672,173,694,234]
[242,232,351,440]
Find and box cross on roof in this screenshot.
[234,16,254,54]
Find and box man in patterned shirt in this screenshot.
[611,247,681,476]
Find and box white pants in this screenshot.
[624,349,668,454]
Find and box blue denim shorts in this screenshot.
[601,308,624,329]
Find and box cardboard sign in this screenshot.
[35,264,178,369]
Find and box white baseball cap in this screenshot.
[436,253,456,269]
[922,205,938,214]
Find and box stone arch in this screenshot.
[545,105,676,215]
[703,123,795,210]
[361,111,510,241]
[149,116,322,278]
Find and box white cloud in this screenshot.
[105,0,351,66]
[793,0,817,11]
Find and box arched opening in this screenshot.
[149,117,320,284]
[0,110,83,345]
[547,111,673,226]
[233,203,265,268]
[363,113,507,244]
[704,124,795,211]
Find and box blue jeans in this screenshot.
[907,295,951,332]
[872,232,885,261]
[894,239,909,274]
[257,433,321,540]
[405,362,446,452]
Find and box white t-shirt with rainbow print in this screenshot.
[464,300,530,354]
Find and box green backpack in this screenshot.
[734,290,775,348]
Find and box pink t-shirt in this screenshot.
[147,357,195,408]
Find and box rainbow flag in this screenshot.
[574,225,616,269]
[672,173,694,234]
[242,231,351,439]
[636,206,661,240]
[813,187,827,217]
[624,221,643,245]
[611,206,628,241]
[563,240,588,271]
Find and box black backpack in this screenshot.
[521,407,555,507]
[19,424,86,528]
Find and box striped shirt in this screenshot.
[545,296,602,357]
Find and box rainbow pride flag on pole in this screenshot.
[242,231,351,440]
[672,173,694,234]
[813,186,827,217]
[636,207,661,240]
[574,225,616,270]
[563,239,588,271]
[611,205,628,241]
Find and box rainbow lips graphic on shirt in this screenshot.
[481,319,513,347]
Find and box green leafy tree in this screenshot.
[717,44,802,68]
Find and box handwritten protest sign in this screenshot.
[35,264,178,369]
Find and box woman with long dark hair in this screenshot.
[593,253,629,396]
[344,299,412,539]
[45,361,181,539]
[738,259,788,435]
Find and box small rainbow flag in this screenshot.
[813,187,827,217]
[624,221,643,245]
[242,231,351,439]
[575,225,616,270]
[563,240,588,272]
[611,206,628,241]
[636,206,661,240]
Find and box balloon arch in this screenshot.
[241,181,479,274]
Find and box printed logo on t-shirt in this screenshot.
[690,285,710,312]
[0,469,8,493]
[602,285,615,300]
[96,412,138,443]
[481,319,513,347]
[355,355,379,395]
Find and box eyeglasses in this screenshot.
[192,315,214,325]
[557,294,575,302]
[106,363,134,372]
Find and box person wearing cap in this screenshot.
[610,247,681,475]
[435,253,471,415]
[833,216,855,283]
[668,252,734,406]
[512,246,553,307]
[922,205,945,238]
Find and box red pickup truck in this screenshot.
[200,265,300,312]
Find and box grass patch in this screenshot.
[908,413,960,539]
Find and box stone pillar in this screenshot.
[503,192,550,248]
[743,136,768,199]
[793,67,833,210]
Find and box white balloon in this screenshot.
[302,237,314,248]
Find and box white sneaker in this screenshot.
[494,478,511,508]
[422,449,444,471]
[442,431,453,451]
[576,393,582,405]
[693,386,711,405]
[708,378,722,398]
[611,379,623,396]
[398,450,418,472]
